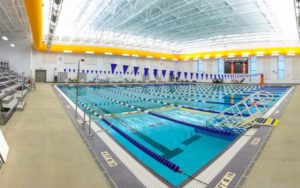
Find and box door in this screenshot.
[35,70,47,82]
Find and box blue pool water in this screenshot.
[58,84,290,186]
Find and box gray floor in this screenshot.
[0,84,110,188]
[242,86,300,188]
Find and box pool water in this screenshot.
[58,84,289,186]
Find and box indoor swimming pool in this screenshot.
[58,83,290,186]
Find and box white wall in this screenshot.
[0,36,32,76]
[31,51,195,82]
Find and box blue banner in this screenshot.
[111,64,117,74]
[196,73,199,79]
[133,66,139,76]
[64,69,67,72]
[190,72,193,79]
[162,70,166,78]
[201,73,204,79]
[123,65,129,74]
[170,71,174,78]
[177,72,181,78]
[154,69,158,78]
[206,74,208,79]
[144,68,149,76]
[184,72,188,79]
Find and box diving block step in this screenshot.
[255,117,279,127]
[16,101,26,111]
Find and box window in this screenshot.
[218,58,224,74]
[250,56,257,75]
[278,56,285,80]
[198,60,203,73]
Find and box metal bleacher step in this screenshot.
[254,117,280,127]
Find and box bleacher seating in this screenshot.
[0,59,28,125]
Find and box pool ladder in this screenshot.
[205,91,274,129]
[81,106,112,138]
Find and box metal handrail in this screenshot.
[205,91,274,128]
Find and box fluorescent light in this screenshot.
[63,50,72,53]
[146,56,153,58]
[203,55,210,59]
[10,44,15,47]
[287,51,295,56]
[161,57,166,60]
[228,53,235,58]
[85,51,94,54]
[132,54,139,57]
[242,52,250,57]
[1,36,8,41]
[104,52,113,55]
[271,51,279,56]
[215,54,222,58]
[122,53,130,56]
[172,58,178,61]
[256,51,264,56]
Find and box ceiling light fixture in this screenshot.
[85,51,94,54]
[10,44,15,47]
[122,53,130,56]
[132,54,139,57]
[1,36,8,41]
[63,50,72,53]
[104,52,113,55]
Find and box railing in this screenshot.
[205,91,274,128]
[0,73,25,103]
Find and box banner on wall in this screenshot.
[184,72,188,79]
[170,71,174,79]
[190,72,193,79]
[154,69,158,78]
[111,64,117,74]
[210,74,212,79]
[196,73,199,80]
[123,65,129,74]
[144,68,149,77]
[201,73,204,79]
[64,69,67,72]
[177,71,181,79]
[162,70,166,78]
[133,66,139,76]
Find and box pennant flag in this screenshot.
[68,69,71,72]
[184,72,188,79]
[210,74,212,79]
[116,71,118,74]
[133,66,139,76]
[87,70,89,73]
[82,70,84,73]
[196,73,199,80]
[64,69,67,72]
[108,71,110,74]
[214,74,216,79]
[100,71,102,74]
[201,73,204,79]
[95,70,98,74]
[177,71,181,78]
[170,71,174,78]
[162,70,166,78]
[104,71,106,74]
[154,69,158,78]
[91,70,94,73]
[73,69,76,73]
[206,74,208,79]
[144,68,149,77]
[123,65,129,74]
[111,63,117,74]
[190,72,193,79]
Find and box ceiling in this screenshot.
[0,0,30,40]
[42,0,299,54]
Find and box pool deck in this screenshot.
[0,84,111,188]
[242,85,300,188]
[0,83,299,188]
